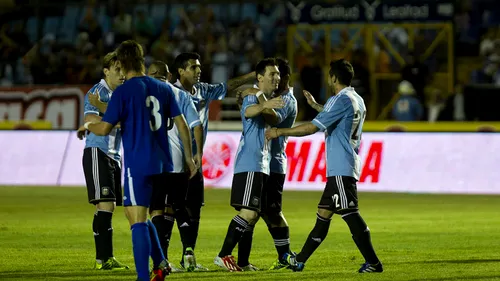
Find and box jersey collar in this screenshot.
[175,79,197,97]
[99,79,112,93]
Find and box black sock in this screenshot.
[92,212,102,260]
[237,224,254,267]
[342,212,380,264]
[96,210,114,261]
[175,207,194,255]
[152,214,174,260]
[186,206,201,249]
[218,215,248,257]
[296,214,331,263]
[269,226,291,260]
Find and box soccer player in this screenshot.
[236,58,298,271]
[77,40,197,281]
[147,61,204,272]
[214,58,285,271]
[265,59,383,273]
[172,52,256,270]
[82,51,129,270]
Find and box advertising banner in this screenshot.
[286,0,454,24]
[0,85,90,130]
[0,131,499,194]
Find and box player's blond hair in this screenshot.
[103,52,118,70]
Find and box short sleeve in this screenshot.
[242,95,258,114]
[182,94,201,129]
[101,88,123,126]
[166,87,182,118]
[84,91,99,116]
[197,82,227,101]
[311,95,349,132]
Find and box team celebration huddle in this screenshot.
[76,39,383,281]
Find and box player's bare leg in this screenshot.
[215,209,260,271]
[126,206,169,281]
[93,202,129,270]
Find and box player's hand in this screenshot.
[186,158,197,179]
[265,127,279,140]
[77,125,88,140]
[263,96,285,109]
[194,153,202,170]
[88,89,101,107]
[303,90,318,107]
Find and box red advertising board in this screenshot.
[0,85,91,129]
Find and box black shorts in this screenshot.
[261,172,286,214]
[150,172,189,211]
[231,172,269,213]
[82,147,122,206]
[319,176,359,214]
[186,171,204,207]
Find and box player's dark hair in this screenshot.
[173,52,201,77]
[115,40,145,73]
[276,57,291,78]
[102,52,117,70]
[149,60,169,81]
[255,58,277,79]
[329,59,354,86]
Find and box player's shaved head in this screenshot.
[148,61,170,82]
[115,40,145,74]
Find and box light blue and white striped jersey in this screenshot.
[270,88,297,174]
[174,80,227,154]
[234,95,271,175]
[311,87,366,180]
[166,82,201,173]
[84,79,122,164]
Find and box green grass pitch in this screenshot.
[1,186,500,281]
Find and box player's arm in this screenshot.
[174,115,194,163]
[304,90,324,113]
[88,89,108,113]
[269,122,319,138]
[244,95,284,118]
[78,88,123,139]
[226,71,256,94]
[256,92,283,126]
[266,95,348,140]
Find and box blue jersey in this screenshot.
[174,80,227,154]
[311,87,366,180]
[166,82,201,173]
[270,88,297,174]
[84,79,122,163]
[102,76,182,176]
[234,95,270,174]
[392,95,423,121]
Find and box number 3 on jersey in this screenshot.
[146,96,162,131]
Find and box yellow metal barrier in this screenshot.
[287,23,454,120]
[363,122,500,132]
[0,121,52,130]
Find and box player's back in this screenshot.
[116,76,177,176]
[234,95,270,175]
[322,87,366,180]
